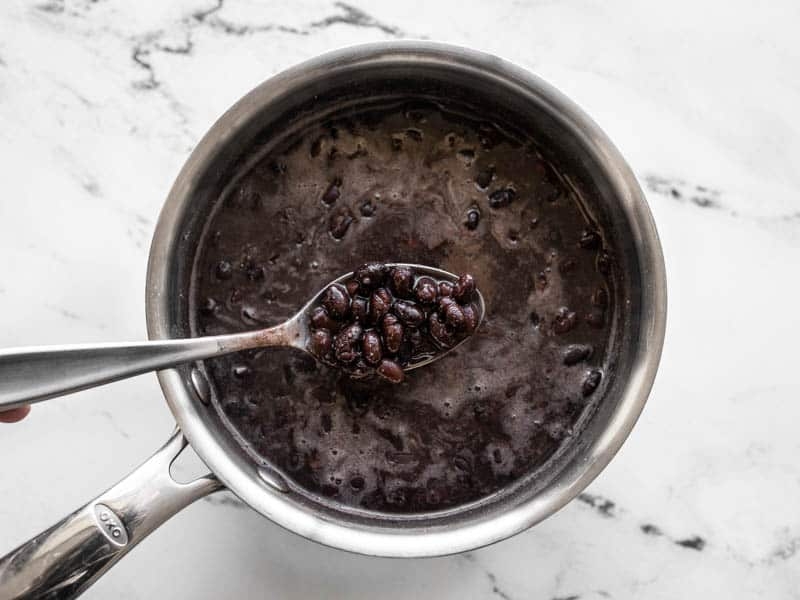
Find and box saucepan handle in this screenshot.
[0,428,222,599]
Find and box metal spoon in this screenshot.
[0,264,484,410]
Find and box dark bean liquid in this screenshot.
[190,101,618,513]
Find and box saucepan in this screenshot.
[0,42,666,599]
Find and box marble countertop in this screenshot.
[1,1,799,598]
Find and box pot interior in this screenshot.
[147,43,661,556]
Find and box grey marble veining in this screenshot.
[0,1,798,598]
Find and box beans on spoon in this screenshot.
[307,262,482,383]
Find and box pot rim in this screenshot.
[145,41,667,557]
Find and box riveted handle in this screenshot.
[0,429,222,599]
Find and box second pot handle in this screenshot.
[0,428,222,600]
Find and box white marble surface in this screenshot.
[1,0,799,598]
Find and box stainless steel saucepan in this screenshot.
[0,42,667,599]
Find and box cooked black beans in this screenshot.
[429,312,455,348]
[453,274,476,303]
[382,314,404,354]
[333,323,362,364]
[321,178,341,205]
[310,306,338,331]
[394,300,425,326]
[377,359,404,384]
[414,277,438,304]
[582,369,603,396]
[322,284,350,318]
[362,330,383,365]
[465,207,481,230]
[443,302,465,329]
[310,329,332,357]
[329,211,353,239]
[553,308,578,335]
[369,288,392,322]
[215,260,233,280]
[355,262,387,291]
[307,263,481,382]
[345,279,360,297]
[488,187,516,208]
[578,228,601,249]
[390,266,414,298]
[351,297,368,323]
[563,344,593,366]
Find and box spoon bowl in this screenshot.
[0,264,484,410]
[293,263,486,372]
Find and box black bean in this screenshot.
[579,229,601,249]
[475,166,495,189]
[355,262,387,290]
[333,323,362,364]
[444,302,466,329]
[362,330,383,365]
[563,344,593,366]
[390,266,414,298]
[453,274,476,303]
[322,284,350,319]
[360,201,375,217]
[462,303,479,334]
[329,212,353,239]
[429,312,455,348]
[215,260,233,280]
[414,276,438,304]
[405,326,423,348]
[438,281,454,297]
[383,326,404,355]
[438,296,457,316]
[582,369,602,396]
[351,297,369,323]
[465,207,481,230]
[309,329,332,357]
[369,287,393,322]
[246,265,265,281]
[405,128,423,141]
[199,297,218,316]
[321,178,342,204]
[345,279,360,297]
[349,476,365,490]
[553,308,578,334]
[310,306,338,330]
[394,300,425,326]
[488,187,516,208]
[377,359,404,383]
[382,314,404,354]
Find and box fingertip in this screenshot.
[0,405,31,423]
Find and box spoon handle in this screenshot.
[0,324,298,410]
